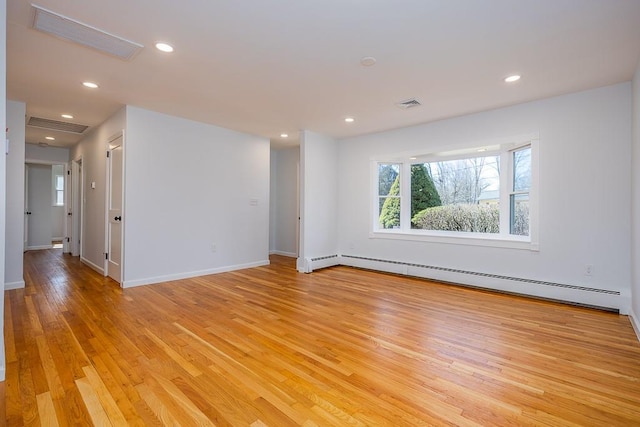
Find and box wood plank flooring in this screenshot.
[5,249,640,426]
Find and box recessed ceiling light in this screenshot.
[155,42,174,53]
[45,136,55,140]
[345,117,355,123]
[409,157,417,160]
[477,148,487,152]
[360,56,376,67]
[82,81,99,89]
[280,133,288,138]
[61,114,74,119]
[504,75,521,83]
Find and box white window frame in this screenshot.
[371,135,539,251]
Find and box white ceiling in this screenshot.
[7,0,640,149]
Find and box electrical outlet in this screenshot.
[585,264,593,276]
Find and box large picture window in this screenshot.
[373,136,537,249]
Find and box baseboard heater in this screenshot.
[339,254,621,312]
[302,254,339,272]
[298,255,340,273]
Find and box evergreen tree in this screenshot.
[411,164,441,226]
[379,175,401,229]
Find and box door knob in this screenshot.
[114,215,122,221]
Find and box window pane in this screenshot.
[510,193,529,236]
[513,147,531,192]
[410,163,442,229]
[56,190,64,205]
[379,196,400,229]
[378,164,399,196]
[378,163,401,229]
[55,175,64,190]
[413,156,500,233]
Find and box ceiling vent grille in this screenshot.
[396,98,422,109]
[27,116,89,134]
[32,4,143,60]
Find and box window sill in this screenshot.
[369,229,538,251]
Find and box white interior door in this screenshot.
[27,164,53,249]
[107,136,123,283]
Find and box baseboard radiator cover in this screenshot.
[339,255,623,312]
[298,255,340,273]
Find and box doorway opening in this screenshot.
[24,161,68,252]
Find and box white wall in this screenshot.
[70,108,126,273]
[631,62,640,336]
[5,100,25,289]
[338,83,632,311]
[25,143,69,163]
[123,106,270,287]
[1,0,8,381]
[270,146,299,257]
[297,131,338,272]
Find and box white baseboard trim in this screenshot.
[338,255,626,312]
[5,280,25,290]
[629,310,640,342]
[26,245,53,251]
[0,366,5,382]
[81,257,104,275]
[122,259,271,288]
[269,250,297,258]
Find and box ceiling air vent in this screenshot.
[27,116,89,134]
[396,98,422,109]
[32,4,143,60]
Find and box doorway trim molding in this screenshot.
[71,155,83,258]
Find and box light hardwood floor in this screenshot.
[4,249,640,426]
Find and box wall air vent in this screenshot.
[27,116,89,134]
[395,98,422,109]
[32,4,143,60]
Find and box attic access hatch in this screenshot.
[32,4,143,60]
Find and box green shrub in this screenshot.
[413,203,530,235]
[379,176,401,229]
[412,204,500,233]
